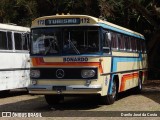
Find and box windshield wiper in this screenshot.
[68,32,80,54]
[68,39,80,54]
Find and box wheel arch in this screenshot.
[108,74,119,95]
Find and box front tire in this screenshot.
[101,80,118,105]
[0,90,10,95]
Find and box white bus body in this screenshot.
[0,23,30,91]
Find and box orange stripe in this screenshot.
[120,73,138,92]
[32,58,103,74]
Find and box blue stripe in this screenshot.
[108,53,142,94]
[99,23,145,40]
[112,57,141,73]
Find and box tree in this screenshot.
[0,0,160,78]
[0,0,37,26]
[99,0,160,79]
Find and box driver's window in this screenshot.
[44,35,59,54]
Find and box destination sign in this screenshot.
[45,18,80,25]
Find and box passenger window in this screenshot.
[22,33,29,50]
[111,32,118,50]
[103,33,110,47]
[103,32,111,53]
[142,41,146,53]
[124,36,131,51]
[0,31,7,50]
[137,39,141,52]
[131,37,137,52]
[14,33,22,50]
[118,34,125,50]
[7,32,13,50]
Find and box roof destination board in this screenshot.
[45,18,80,25]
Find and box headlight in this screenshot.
[81,69,96,78]
[30,70,40,78]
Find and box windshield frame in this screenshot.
[30,26,102,56]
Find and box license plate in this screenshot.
[52,86,66,90]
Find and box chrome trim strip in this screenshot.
[31,66,98,69]
[0,68,30,71]
[101,68,148,76]
[28,85,102,91]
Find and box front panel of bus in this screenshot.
[29,24,111,96]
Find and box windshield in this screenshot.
[31,26,100,55]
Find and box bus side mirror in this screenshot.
[103,32,111,53]
[106,33,111,41]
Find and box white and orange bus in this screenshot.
[29,14,147,105]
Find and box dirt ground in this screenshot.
[144,79,160,90]
[143,79,160,88]
[0,80,159,120]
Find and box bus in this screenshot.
[0,23,30,92]
[29,14,148,105]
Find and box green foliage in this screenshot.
[0,0,37,26]
[0,0,160,78]
[0,0,159,29]
[0,0,101,26]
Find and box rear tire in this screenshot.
[101,80,118,105]
[134,73,142,94]
[45,95,64,106]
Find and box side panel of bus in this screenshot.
[111,52,147,92]
[0,53,30,90]
[0,30,30,91]
[101,28,148,95]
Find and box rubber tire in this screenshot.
[134,74,142,94]
[45,95,64,106]
[101,80,117,105]
[0,90,10,95]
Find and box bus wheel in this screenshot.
[0,90,10,95]
[101,80,117,105]
[45,95,64,106]
[134,73,142,94]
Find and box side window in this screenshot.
[117,34,125,50]
[137,39,141,52]
[14,33,29,50]
[142,41,146,53]
[0,31,7,50]
[7,32,13,50]
[22,33,29,50]
[124,36,131,51]
[14,33,22,50]
[103,32,109,48]
[27,34,30,50]
[103,31,111,53]
[130,37,137,52]
[111,32,118,50]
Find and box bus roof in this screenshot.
[31,14,144,39]
[0,23,30,32]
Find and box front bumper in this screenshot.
[28,85,102,95]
